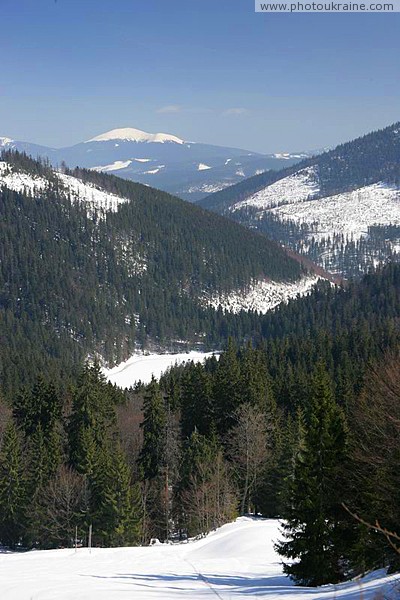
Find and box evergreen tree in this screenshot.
[138,378,166,481]
[0,420,27,547]
[276,363,349,586]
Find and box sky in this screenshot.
[1,0,399,153]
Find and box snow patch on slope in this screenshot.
[0,162,130,215]
[57,173,130,213]
[273,182,400,241]
[232,166,320,212]
[203,275,320,314]
[86,127,185,145]
[91,160,132,172]
[0,161,49,194]
[103,351,218,388]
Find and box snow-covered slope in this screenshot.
[203,275,321,314]
[233,166,320,211]
[272,181,400,242]
[0,162,129,214]
[0,517,398,600]
[103,351,218,388]
[229,173,400,276]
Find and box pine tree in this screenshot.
[276,363,349,586]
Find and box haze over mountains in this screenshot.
[0,127,307,202]
[200,121,400,278]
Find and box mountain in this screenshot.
[199,122,400,278]
[0,127,307,202]
[0,150,318,397]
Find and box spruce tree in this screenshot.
[276,363,349,586]
[138,378,166,481]
[0,421,27,547]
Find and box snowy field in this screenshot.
[103,351,218,388]
[0,518,398,600]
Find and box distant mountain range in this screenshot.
[0,150,321,397]
[199,121,400,278]
[0,127,309,202]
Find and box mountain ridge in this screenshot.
[0,149,321,397]
[199,121,400,278]
[0,127,307,202]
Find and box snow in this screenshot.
[232,166,320,212]
[0,162,130,215]
[57,173,130,214]
[91,160,132,172]
[198,163,212,171]
[143,166,165,174]
[0,136,13,146]
[184,181,233,194]
[103,351,218,388]
[0,517,398,600]
[272,181,400,242]
[0,161,49,194]
[134,158,152,163]
[85,127,185,144]
[204,275,320,314]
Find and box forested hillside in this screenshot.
[1,263,399,584]
[200,122,400,213]
[0,151,305,397]
[199,122,400,278]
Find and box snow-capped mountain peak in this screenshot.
[85,127,185,145]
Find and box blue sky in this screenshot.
[1,0,399,152]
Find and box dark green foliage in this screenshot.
[200,121,400,213]
[0,420,27,548]
[276,364,350,586]
[138,378,167,480]
[0,150,302,397]
[199,122,400,278]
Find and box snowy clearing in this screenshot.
[103,351,218,388]
[91,160,132,172]
[0,518,398,600]
[232,166,320,212]
[0,162,130,214]
[203,275,320,314]
[272,182,400,241]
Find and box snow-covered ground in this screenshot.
[232,166,320,212]
[103,351,218,388]
[273,182,400,242]
[203,275,320,314]
[0,162,130,214]
[0,518,398,600]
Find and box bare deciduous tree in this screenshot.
[227,403,271,515]
[36,465,88,547]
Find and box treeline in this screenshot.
[0,264,399,587]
